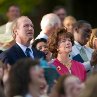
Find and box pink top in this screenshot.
[53,59,86,81]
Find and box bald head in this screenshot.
[17,16,32,27]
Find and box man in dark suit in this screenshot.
[0,16,45,65]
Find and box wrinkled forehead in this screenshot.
[17,16,33,26]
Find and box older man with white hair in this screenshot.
[36,13,61,40]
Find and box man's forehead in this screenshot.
[17,16,32,24]
[9,6,19,11]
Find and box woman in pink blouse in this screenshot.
[48,28,86,81]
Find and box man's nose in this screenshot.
[29,26,33,30]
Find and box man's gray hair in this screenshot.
[40,13,61,30]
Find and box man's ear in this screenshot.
[12,28,17,38]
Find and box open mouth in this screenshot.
[27,32,33,35]
[40,84,46,90]
[45,52,48,55]
[66,46,71,48]
[43,51,48,55]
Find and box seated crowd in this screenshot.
[0,4,97,97]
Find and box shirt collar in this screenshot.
[16,42,32,53]
[74,41,85,50]
[25,94,32,97]
[40,31,48,39]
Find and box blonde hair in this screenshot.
[78,73,97,97]
[87,28,97,49]
[40,13,61,30]
[11,19,18,39]
[63,16,77,25]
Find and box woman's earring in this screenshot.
[57,49,59,52]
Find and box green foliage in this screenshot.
[0,0,43,16]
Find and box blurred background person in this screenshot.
[63,16,77,34]
[48,28,86,81]
[71,20,93,72]
[87,28,97,49]
[90,50,97,72]
[5,58,47,97]
[0,4,21,50]
[78,72,97,97]
[53,5,67,27]
[36,13,61,40]
[50,75,84,97]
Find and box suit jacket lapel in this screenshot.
[13,43,27,58]
[32,48,37,58]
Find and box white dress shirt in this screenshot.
[16,42,34,59]
[25,94,47,97]
[35,31,48,40]
[5,22,13,34]
[71,41,94,71]
[0,22,14,50]
[25,94,32,97]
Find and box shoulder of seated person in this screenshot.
[84,45,94,52]
[0,24,6,34]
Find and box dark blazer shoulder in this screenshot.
[0,44,26,65]
[32,48,46,59]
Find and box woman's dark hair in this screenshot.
[48,28,74,58]
[6,58,39,97]
[53,5,66,12]
[74,20,91,29]
[32,38,47,49]
[50,75,72,97]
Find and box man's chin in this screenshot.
[28,37,33,41]
[80,41,87,46]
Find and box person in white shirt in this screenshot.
[0,4,21,50]
[35,13,61,40]
[71,20,93,71]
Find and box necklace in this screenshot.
[59,59,72,69]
